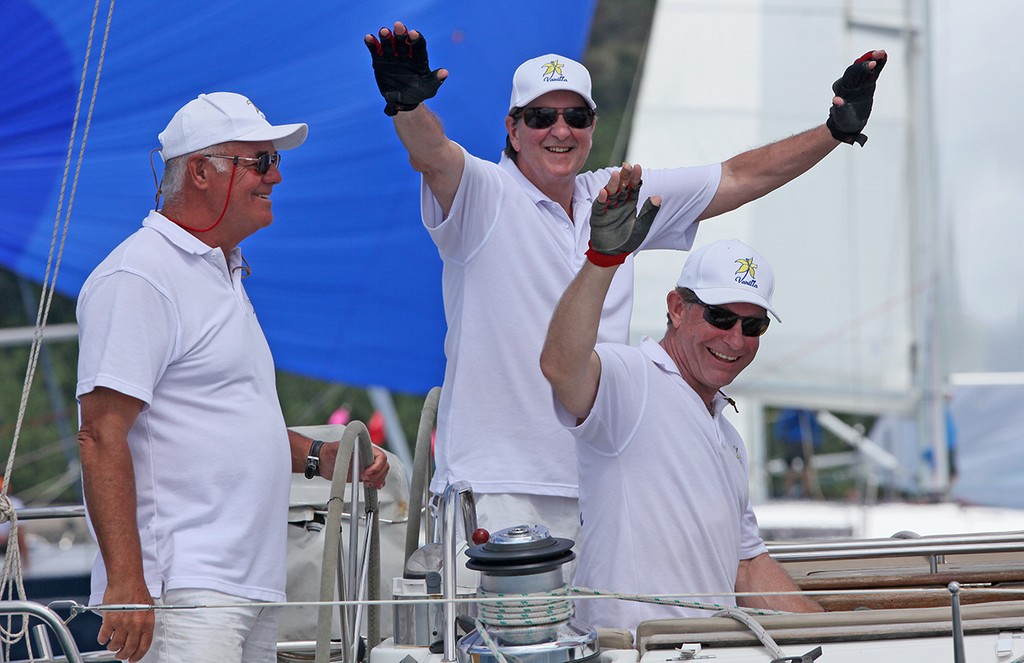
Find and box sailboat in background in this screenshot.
[626,0,1024,517]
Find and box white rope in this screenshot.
[72,581,1023,617]
[1,1,116,652]
[468,584,577,649]
[472,620,513,663]
[570,584,785,616]
[476,585,574,627]
[710,607,785,659]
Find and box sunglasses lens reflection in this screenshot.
[701,304,769,337]
[255,153,281,174]
[741,317,770,337]
[523,107,594,129]
[563,109,593,128]
[523,108,555,128]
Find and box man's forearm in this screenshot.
[700,124,839,220]
[77,393,155,661]
[77,389,148,589]
[540,262,616,419]
[735,552,824,613]
[392,105,464,215]
[80,431,146,588]
[393,105,449,168]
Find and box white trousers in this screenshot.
[139,588,277,663]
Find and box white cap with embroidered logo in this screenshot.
[509,54,597,111]
[676,239,781,322]
[158,92,308,161]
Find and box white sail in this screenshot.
[623,0,992,497]
[629,0,919,412]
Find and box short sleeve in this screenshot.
[568,343,648,455]
[76,271,178,408]
[421,146,505,263]
[739,500,769,560]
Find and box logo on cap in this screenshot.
[735,257,759,289]
[245,99,267,119]
[541,59,568,82]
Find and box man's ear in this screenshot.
[186,154,212,190]
[666,289,686,328]
[505,115,520,152]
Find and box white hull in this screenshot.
[371,600,1024,663]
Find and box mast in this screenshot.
[905,0,949,496]
[846,0,947,496]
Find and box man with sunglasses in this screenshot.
[76,92,389,663]
[365,22,885,547]
[541,174,821,631]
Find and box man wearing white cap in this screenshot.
[541,177,822,632]
[76,92,388,662]
[364,22,884,545]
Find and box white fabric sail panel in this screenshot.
[936,2,1024,375]
[870,375,1024,509]
[629,0,916,414]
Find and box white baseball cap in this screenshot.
[158,92,308,161]
[676,239,781,322]
[508,54,597,112]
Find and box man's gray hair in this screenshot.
[160,145,232,205]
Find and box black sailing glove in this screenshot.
[586,180,661,267]
[827,50,887,146]
[365,28,444,117]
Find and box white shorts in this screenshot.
[139,588,277,663]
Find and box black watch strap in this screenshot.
[304,439,325,479]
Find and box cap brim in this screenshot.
[692,286,782,323]
[234,122,308,151]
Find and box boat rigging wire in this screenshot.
[1,0,116,652]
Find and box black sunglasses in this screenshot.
[693,298,770,337]
[521,107,595,130]
[204,151,281,174]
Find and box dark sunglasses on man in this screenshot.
[521,106,596,130]
[204,151,282,175]
[693,298,771,337]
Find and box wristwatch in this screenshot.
[304,439,325,479]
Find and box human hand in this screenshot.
[320,442,389,490]
[97,582,154,662]
[586,163,661,266]
[827,49,887,146]
[360,447,390,490]
[364,21,447,117]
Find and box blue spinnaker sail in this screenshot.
[1,0,597,393]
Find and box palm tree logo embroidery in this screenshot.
[735,257,757,280]
[542,60,567,81]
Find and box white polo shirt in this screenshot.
[77,211,291,604]
[564,338,768,633]
[423,148,720,499]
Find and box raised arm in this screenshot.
[698,49,887,221]
[541,164,661,419]
[365,21,464,216]
[541,259,614,420]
